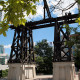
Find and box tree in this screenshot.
[0,0,39,36]
[0,0,80,36]
[34,39,53,74]
[70,32,80,70]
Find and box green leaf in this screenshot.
[0,0,38,36]
[3,32,6,37]
[31,9,36,15]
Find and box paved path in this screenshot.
[0,78,7,80]
[0,75,53,80]
[0,78,52,80]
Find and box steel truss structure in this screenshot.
[8,0,78,63]
[8,26,34,63]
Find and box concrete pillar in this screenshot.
[78,70,80,80]
[53,62,78,80]
[8,63,36,80]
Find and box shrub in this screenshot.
[0,69,8,78]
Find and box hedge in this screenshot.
[0,69,8,78]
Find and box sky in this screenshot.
[0,0,79,55]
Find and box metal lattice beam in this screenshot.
[9,13,78,63]
[43,0,51,19]
[10,13,78,30]
[8,26,34,63]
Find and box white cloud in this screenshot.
[26,0,78,20]
[25,4,44,21]
[1,0,78,21]
[52,0,78,16]
[0,6,3,9]
[4,44,11,49]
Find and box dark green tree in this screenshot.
[70,32,80,70]
[34,39,53,74]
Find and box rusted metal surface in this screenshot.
[8,26,34,63]
[9,0,78,63]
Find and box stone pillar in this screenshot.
[53,62,77,80]
[78,70,80,80]
[8,63,36,80]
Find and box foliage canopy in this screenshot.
[70,32,80,70]
[34,39,53,74]
[0,0,39,36]
[0,0,80,36]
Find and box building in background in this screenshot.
[33,41,54,47]
[70,34,80,54]
[33,41,54,51]
[48,42,53,46]
[61,34,80,55]
[0,45,9,65]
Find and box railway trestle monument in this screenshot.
[7,0,79,80]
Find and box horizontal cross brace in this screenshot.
[10,14,78,30]
[30,19,76,29]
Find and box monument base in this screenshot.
[8,63,36,80]
[53,62,78,80]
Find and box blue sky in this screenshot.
[0,0,79,55]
